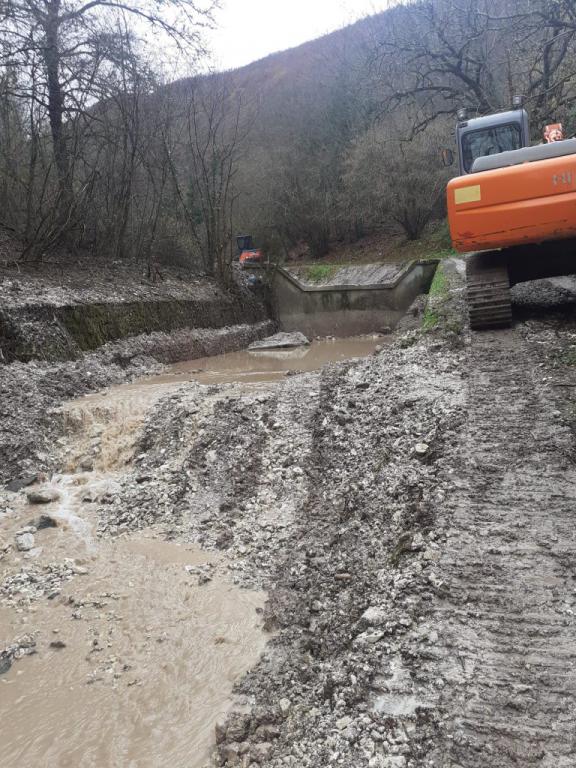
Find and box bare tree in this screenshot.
[162,76,251,282]
[344,121,448,240]
[0,0,217,245]
[362,0,576,134]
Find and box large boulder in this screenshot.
[248,332,310,351]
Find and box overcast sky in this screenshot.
[208,0,389,71]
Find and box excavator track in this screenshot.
[466,252,512,330]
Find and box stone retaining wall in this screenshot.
[0,288,269,363]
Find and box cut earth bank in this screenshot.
[2,258,576,767]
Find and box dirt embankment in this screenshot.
[0,320,275,487]
[0,248,274,483]
[0,262,270,363]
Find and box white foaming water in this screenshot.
[48,476,96,550]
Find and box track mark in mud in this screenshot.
[431,329,576,767]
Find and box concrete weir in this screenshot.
[271,260,438,337]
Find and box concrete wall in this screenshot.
[272,260,438,337]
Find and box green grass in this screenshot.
[422,265,448,331]
[429,267,448,298]
[302,263,338,283]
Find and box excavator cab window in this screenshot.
[461,123,522,173]
[236,235,254,253]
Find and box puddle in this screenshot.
[0,535,267,768]
[115,335,386,388]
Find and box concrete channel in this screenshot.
[270,260,438,337]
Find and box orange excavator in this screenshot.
[236,235,264,268]
[445,98,576,329]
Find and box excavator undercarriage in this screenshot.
[466,252,512,330]
[466,240,576,330]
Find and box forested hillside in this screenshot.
[2,0,576,278]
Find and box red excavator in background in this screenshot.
[236,235,264,268]
[444,97,576,329]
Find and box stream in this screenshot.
[0,335,385,767]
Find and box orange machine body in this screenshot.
[239,248,263,266]
[447,153,576,253]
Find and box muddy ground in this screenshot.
[2,260,576,767]
[0,320,274,485]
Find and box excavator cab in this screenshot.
[237,235,254,253]
[455,107,529,175]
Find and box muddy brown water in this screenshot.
[118,335,386,388]
[1,531,265,768]
[1,335,385,767]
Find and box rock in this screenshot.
[354,630,384,646]
[219,742,241,766]
[26,487,61,505]
[50,640,67,650]
[414,443,429,457]
[279,698,291,716]
[360,606,387,627]
[336,715,353,730]
[1,634,37,675]
[248,332,310,351]
[32,515,58,530]
[215,717,228,744]
[335,572,352,582]
[6,474,39,493]
[0,651,13,675]
[250,742,273,763]
[254,724,280,740]
[15,532,35,551]
[382,758,407,768]
[226,714,250,743]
